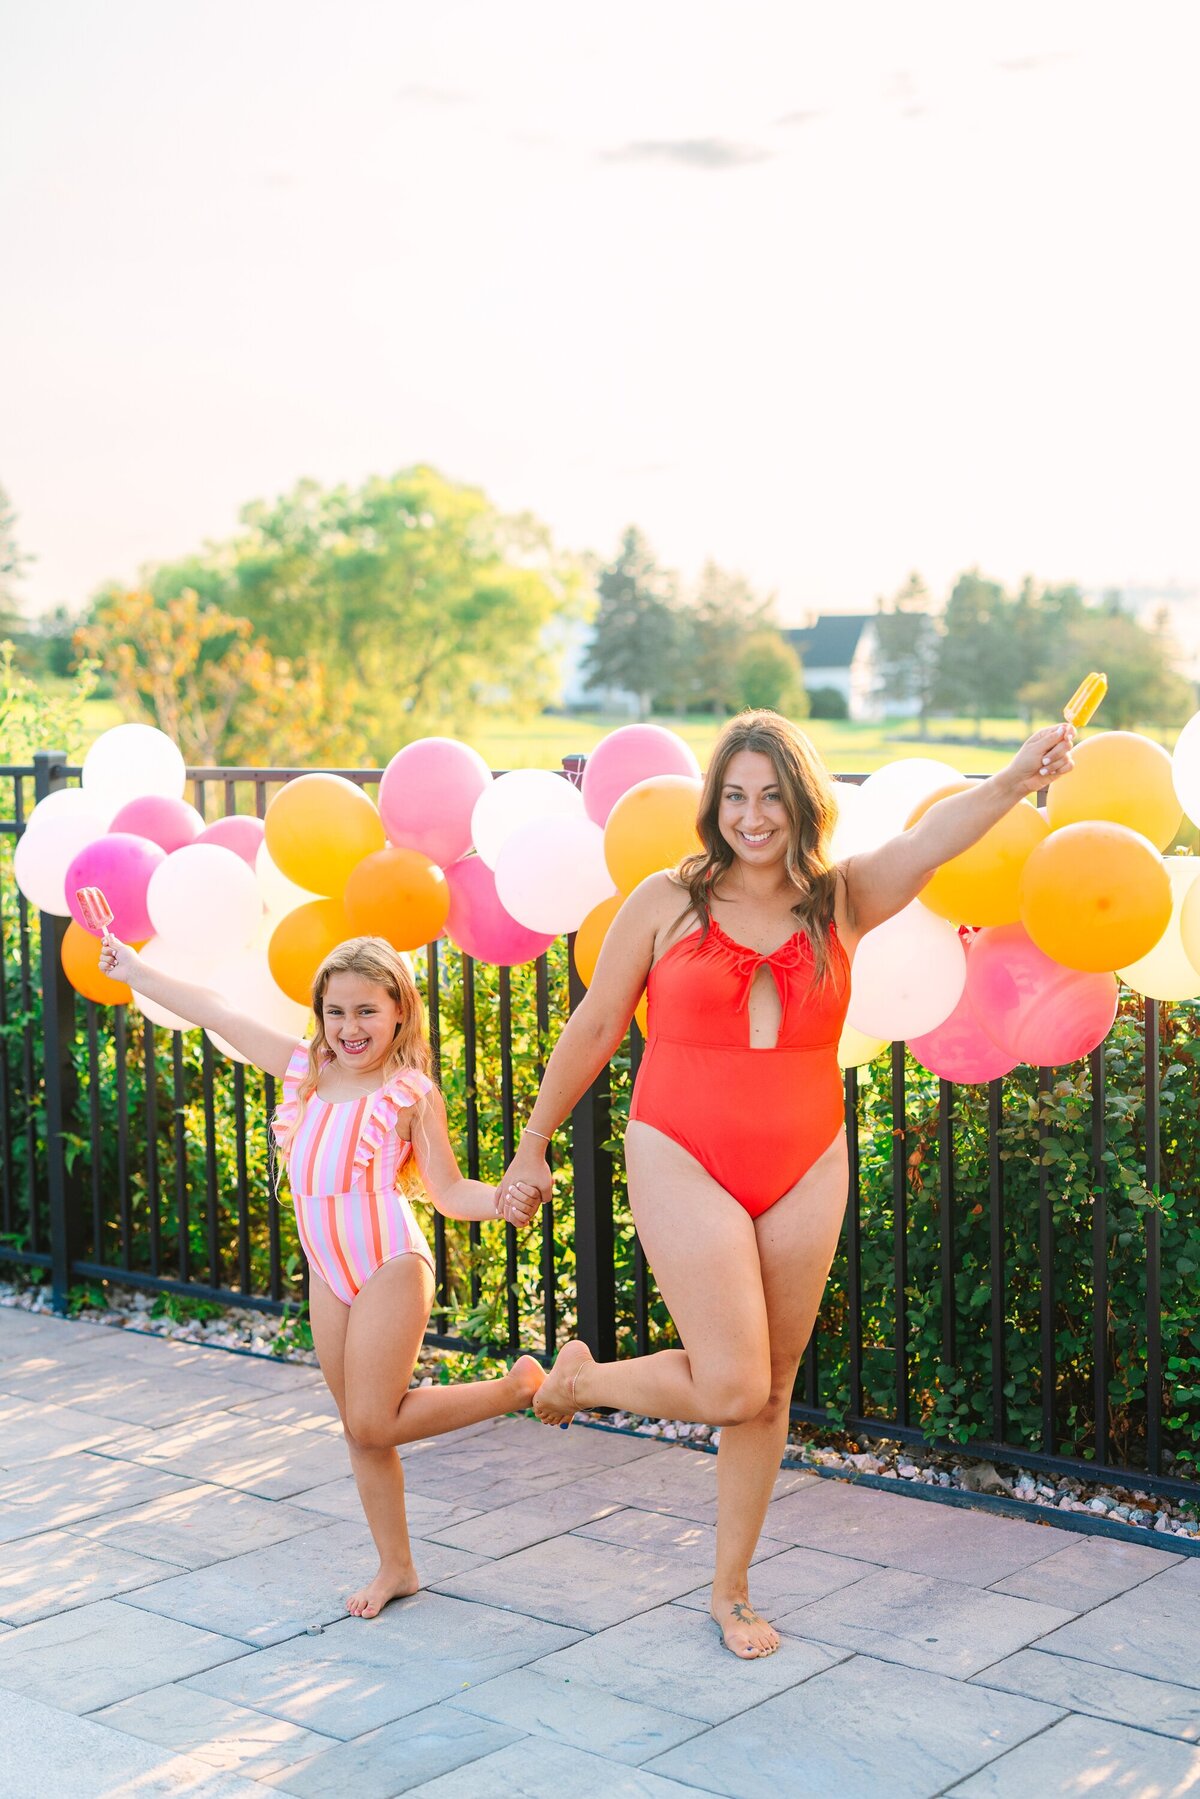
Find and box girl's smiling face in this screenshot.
[320,971,404,1076]
[717,749,790,866]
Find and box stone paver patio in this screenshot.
[2,1307,1199,1797]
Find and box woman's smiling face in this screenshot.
[717,749,790,867]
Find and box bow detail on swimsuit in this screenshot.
[699,923,812,1037]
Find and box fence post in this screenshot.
[562,753,616,1362]
[33,751,82,1313]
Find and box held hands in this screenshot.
[494,1177,548,1229]
[1005,724,1075,797]
[98,934,140,985]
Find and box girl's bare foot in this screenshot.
[508,1354,547,1410]
[712,1593,781,1659]
[532,1339,593,1426]
[346,1560,420,1619]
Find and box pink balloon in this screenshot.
[64,833,166,941]
[379,738,492,868]
[196,815,266,867]
[966,923,1118,1066]
[444,856,556,966]
[109,794,204,855]
[582,725,701,826]
[909,953,1018,1083]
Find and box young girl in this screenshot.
[101,931,545,1619]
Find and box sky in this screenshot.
[3,1,1199,627]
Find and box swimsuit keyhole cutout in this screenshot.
[747,962,783,1051]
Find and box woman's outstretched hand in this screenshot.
[98,934,141,985]
[1004,723,1075,797]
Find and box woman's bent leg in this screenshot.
[711,1133,849,1657]
[308,1272,419,1619]
[535,1123,773,1429]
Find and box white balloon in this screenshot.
[255,839,319,918]
[24,788,114,834]
[206,946,310,1063]
[1120,855,1200,1001]
[13,816,105,914]
[829,781,890,861]
[1172,711,1200,830]
[471,770,583,869]
[856,757,964,840]
[132,937,215,1031]
[494,815,615,935]
[846,901,966,1041]
[147,844,262,951]
[81,724,186,808]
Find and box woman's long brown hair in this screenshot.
[676,709,841,981]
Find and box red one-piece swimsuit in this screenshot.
[628,915,851,1217]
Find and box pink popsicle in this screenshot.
[76,885,114,935]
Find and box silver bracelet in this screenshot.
[524,1126,552,1142]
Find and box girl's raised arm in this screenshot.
[101,936,300,1078]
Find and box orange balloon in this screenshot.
[267,898,351,1005]
[1019,822,1172,972]
[907,782,1049,926]
[344,846,450,951]
[572,894,624,985]
[604,775,702,896]
[61,921,142,1004]
[264,774,385,897]
[1046,731,1183,850]
[633,993,649,1036]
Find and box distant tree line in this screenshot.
[874,569,1193,731]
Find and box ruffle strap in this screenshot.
[271,1040,313,1145]
[352,1068,435,1176]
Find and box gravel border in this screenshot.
[5,1276,1198,1543]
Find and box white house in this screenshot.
[785,614,921,723]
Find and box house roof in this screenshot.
[784,614,873,669]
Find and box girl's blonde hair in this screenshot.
[276,936,432,1154]
[676,709,841,982]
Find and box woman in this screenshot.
[498,709,1074,1658]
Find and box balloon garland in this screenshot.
[14,710,1200,1079]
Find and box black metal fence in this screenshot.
[3,750,1197,1500]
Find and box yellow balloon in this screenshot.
[908,782,1048,925]
[1047,731,1183,850]
[1019,822,1172,973]
[267,898,351,1006]
[604,775,702,896]
[264,774,385,897]
[1123,856,1200,1000]
[838,1022,888,1069]
[573,895,624,985]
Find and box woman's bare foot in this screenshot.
[346,1560,420,1619]
[508,1353,547,1410]
[532,1339,593,1426]
[712,1593,781,1659]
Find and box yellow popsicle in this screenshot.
[1063,671,1107,727]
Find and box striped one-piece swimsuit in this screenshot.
[272,1041,435,1304]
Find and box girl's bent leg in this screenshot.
[711,1133,849,1659]
[342,1254,544,1450]
[308,1273,418,1619]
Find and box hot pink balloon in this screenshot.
[379,738,492,868]
[196,815,266,868]
[444,855,556,966]
[109,795,204,855]
[582,725,702,826]
[65,833,166,942]
[909,964,1018,1084]
[966,923,1118,1067]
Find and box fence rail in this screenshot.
[3,750,1197,1499]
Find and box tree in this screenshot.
[873,572,938,723]
[582,528,680,718]
[134,467,582,754]
[0,485,28,642]
[933,570,1021,724]
[76,589,371,766]
[1020,603,1194,731]
[735,631,808,717]
[677,561,774,713]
